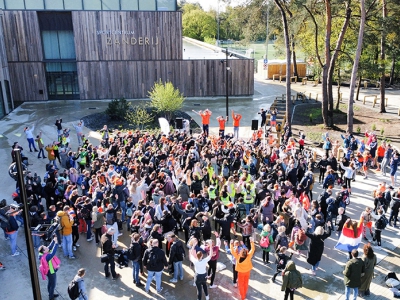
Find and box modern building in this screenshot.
[0,0,254,118]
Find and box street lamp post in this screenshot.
[225,49,229,120]
[13,149,42,300]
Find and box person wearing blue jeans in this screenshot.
[169,235,185,282]
[129,234,143,287]
[58,206,76,259]
[24,125,38,152]
[343,249,365,300]
[38,237,60,300]
[8,231,18,256]
[143,239,168,293]
[6,210,20,256]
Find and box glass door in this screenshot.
[45,63,79,100]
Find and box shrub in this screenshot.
[356,126,361,134]
[371,123,376,131]
[105,98,130,120]
[149,80,185,122]
[126,103,154,130]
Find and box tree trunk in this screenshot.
[389,55,396,85]
[274,0,292,131]
[380,0,387,113]
[356,76,362,101]
[347,0,366,134]
[335,68,341,110]
[327,0,352,126]
[322,0,332,128]
[292,34,298,78]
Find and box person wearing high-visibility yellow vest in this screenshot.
[226,177,236,202]
[208,184,217,203]
[219,185,231,206]
[207,164,214,181]
[242,184,256,215]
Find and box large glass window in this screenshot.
[44,0,64,9]
[139,0,156,10]
[102,0,120,10]
[157,0,176,11]
[83,0,101,10]
[121,0,138,10]
[45,63,79,100]
[4,0,24,9]
[42,31,76,60]
[64,0,83,10]
[25,0,45,9]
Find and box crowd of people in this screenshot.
[2,110,400,300]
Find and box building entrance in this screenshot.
[46,71,79,100]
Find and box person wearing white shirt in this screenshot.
[190,240,213,300]
[24,125,38,152]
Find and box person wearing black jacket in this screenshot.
[143,239,168,294]
[155,211,177,234]
[214,210,235,244]
[129,233,143,287]
[29,206,42,249]
[389,196,400,227]
[316,156,328,184]
[168,235,185,283]
[174,203,196,243]
[81,198,93,242]
[101,227,120,280]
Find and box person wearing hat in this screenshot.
[100,227,120,280]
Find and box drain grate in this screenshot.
[88,107,97,109]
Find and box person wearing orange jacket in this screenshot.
[376,141,386,171]
[216,116,228,138]
[193,109,212,137]
[229,237,255,300]
[231,110,242,140]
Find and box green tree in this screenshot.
[125,103,153,130]
[182,4,217,41]
[149,80,185,122]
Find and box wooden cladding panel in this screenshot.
[72,11,182,61]
[77,59,254,99]
[8,62,47,101]
[2,11,43,62]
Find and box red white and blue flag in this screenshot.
[335,217,364,252]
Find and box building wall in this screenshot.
[72,11,182,61]
[77,59,254,99]
[1,9,254,102]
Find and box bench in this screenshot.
[272,74,281,81]
[373,97,388,108]
[290,76,297,83]
[313,79,319,87]
[279,75,287,83]
[363,95,377,105]
[302,78,308,85]
[308,93,319,102]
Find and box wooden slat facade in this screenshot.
[77,59,254,99]
[2,11,43,62]
[72,11,182,61]
[8,62,47,101]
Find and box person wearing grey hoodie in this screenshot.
[177,179,191,202]
[73,268,88,300]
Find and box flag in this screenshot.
[158,117,170,135]
[335,217,364,252]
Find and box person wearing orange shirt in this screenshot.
[376,141,386,171]
[229,237,255,300]
[231,109,242,140]
[216,116,228,138]
[193,109,212,137]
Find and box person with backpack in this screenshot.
[274,225,289,253]
[281,261,303,300]
[290,220,308,256]
[128,233,144,287]
[168,234,185,283]
[2,206,21,256]
[260,224,274,264]
[69,268,88,300]
[143,239,168,294]
[38,236,60,300]
[306,222,331,276]
[322,169,336,190]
